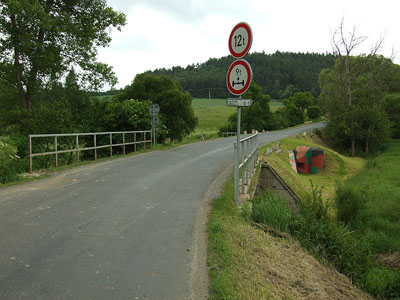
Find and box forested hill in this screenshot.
[148,51,335,99]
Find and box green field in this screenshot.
[192,98,283,133]
[192,98,235,132]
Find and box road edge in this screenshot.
[189,164,233,300]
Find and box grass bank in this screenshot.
[207,178,373,300]
[252,135,400,298]
[259,133,365,206]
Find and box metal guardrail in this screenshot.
[28,131,152,174]
[234,131,258,206]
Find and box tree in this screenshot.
[320,50,400,154]
[307,106,322,120]
[241,82,274,131]
[149,52,335,100]
[280,91,314,126]
[319,19,400,155]
[0,0,126,110]
[102,99,153,133]
[383,93,400,138]
[115,73,197,141]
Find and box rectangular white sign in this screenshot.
[226,98,252,107]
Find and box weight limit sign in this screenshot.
[228,22,253,58]
[226,59,253,96]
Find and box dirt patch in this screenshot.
[377,252,400,270]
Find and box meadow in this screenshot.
[192,98,235,133]
[253,136,400,298]
[191,98,283,134]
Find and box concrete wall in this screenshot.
[255,163,299,212]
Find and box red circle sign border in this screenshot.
[226,59,253,96]
[228,22,253,58]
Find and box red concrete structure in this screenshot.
[288,146,324,174]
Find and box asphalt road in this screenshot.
[0,122,324,300]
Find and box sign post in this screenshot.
[149,103,160,148]
[227,22,253,206]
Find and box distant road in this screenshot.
[0,122,324,300]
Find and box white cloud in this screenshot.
[99,0,400,89]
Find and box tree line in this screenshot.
[149,51,336,99]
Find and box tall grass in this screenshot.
[259,137,400,298]
[252,180,400,298]
[336,140,400,255]
[252,190,292,233]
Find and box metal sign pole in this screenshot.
[234,105,241,206]
[227,22,253,208]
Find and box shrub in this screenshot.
[335,182,366,226]
[0,137,20,184]
[251,190,292,233]
[289,183,372,287]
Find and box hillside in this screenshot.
[149,51,335,99]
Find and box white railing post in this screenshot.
[234,143,239,207]
[28,135,32,174]
[54,136,58,169]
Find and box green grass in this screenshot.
[258,136,400,298]
[338,140,400,255]
[207,162,372,300]
[269,99,284,112]
[192,98,228,108]
[192,98,235,133]
[259,135,365,205]
[252,190,292,232]
[192,98,283,133]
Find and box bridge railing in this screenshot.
[28,131,152,174]
[234,131,258,205]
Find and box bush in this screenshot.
[290,183,372,285]
[0,137,20,184]
[335,182,366,226]
[251,190,292,233]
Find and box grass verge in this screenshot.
[253,135,400,298]
[207,177,373,300]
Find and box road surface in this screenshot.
[0,123,324,300]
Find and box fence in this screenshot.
[234,131,259,206]
[222,132,237,137]
[28,131,152,174]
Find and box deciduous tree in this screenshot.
[319,21,400,154]
[116,74,197,141]
[0,0,126,110]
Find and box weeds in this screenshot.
[252,190,292,233]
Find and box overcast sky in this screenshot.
[98,0,400,89]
